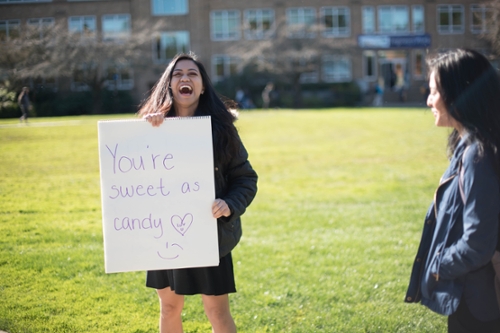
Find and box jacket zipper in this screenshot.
[432,172,460,281]
[433,173,457,219]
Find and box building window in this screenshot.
[321,6,350,37]
[378,6,409,33]
[412,6,424,33]
[362,6,375,34]
[0,20,20,41]
[68,16,96,37]
[299,71,319,84]
[154,31,190,63]
[71,62,96,91]
[105,63,134,90]
[437,5,464,34]
[152,0,188,16]
[102,14,131,41]
[363,51,377,80]
[413,50,425,78]
[286,7,316,38]
[212,55,238,82]
[322,55,351,82]
[244,9,275,40]
[27,17,54,38]
[471,4,492,34]
[211,10,240,41]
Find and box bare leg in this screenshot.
[202,294,236,333]
[157,287,184,333]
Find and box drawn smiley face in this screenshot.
[157,242,184,260]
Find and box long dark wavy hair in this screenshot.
[138,52,240,166]
[428,49,500,174]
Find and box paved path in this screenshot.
[0,120,85,128]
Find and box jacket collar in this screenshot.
[452,133,469,161]
[440,133,470,182]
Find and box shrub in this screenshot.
[0,87,20,119]
[31,90,136,117]
[102,90,136,114]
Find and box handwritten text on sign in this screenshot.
[98,117,219,273]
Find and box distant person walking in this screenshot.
[372,77,384,107]
[261,82,273,109]
[405,49,500,332]
[18,87,30,123]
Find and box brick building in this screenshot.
[0,0,493,106]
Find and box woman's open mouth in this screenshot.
[180,85,193,95]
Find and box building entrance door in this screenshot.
[379,58,406,91]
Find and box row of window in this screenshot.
[24,61,133,92]
[0,17,54,40]
[0,14,130,41]
[0,15,183,64]
[0,0,123,3]
[0,0,51,2]
[49,54,355,92]
[1,4,490,42]
[0,0,188,16]
[211,4,491,41]
[0,20,430,86]
[1,5,490,44]
[213,54,352,83]
[211,7,352,40]
[0,15,180,64]
[158,5,487,71]
[72,62,133,91]
[214,50,427,85]
[69,50,427,90]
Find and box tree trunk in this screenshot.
[292,75,302,109]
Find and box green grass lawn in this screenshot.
[0,109,450,332]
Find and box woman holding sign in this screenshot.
[405,49,500,332]
[139,53,258,333]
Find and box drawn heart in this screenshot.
[171,213,193,236]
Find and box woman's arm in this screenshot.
[217,140,258,224]
[438,145,500,279]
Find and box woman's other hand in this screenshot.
[212,199,231,218]
[143,112,165,127]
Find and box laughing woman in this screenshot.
[405,49,500,332]
[138,53,258,333]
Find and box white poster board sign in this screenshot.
[97,117,219,273]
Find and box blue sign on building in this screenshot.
[358,34,431,49]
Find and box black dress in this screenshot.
[145,126,258,296]
[146,253,235,295]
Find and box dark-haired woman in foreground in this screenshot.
[406,49,500,332]
[138,53,258,333]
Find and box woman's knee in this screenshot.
[157,288,184,317]
[206,305,231,321]
[202,295,232,322]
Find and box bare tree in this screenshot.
[0,21,156,113]
[479,1,500,56]
[226,17,354,108]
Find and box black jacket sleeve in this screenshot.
[216,140,258,224]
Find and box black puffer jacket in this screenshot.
[214,139,258,258]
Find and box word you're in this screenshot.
[105,143,174,174]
